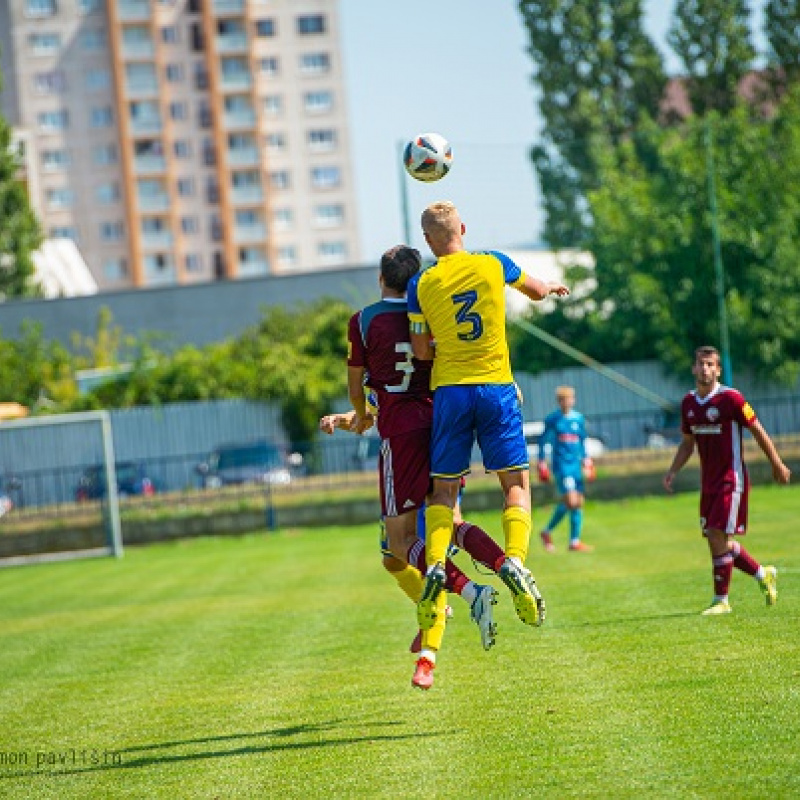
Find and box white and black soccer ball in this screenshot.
[403,132,453,182]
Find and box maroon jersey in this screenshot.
[681,385,757,494]
[347,298,432,438]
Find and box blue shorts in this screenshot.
[555,471,584,495]
[430,384,528,478]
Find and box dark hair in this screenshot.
[380,245,422,292]
[694,345,720,363]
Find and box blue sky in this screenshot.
[338,0,766,264]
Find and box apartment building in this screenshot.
[0,0,360,289]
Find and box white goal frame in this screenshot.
[0,410,122,567]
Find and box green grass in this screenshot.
[0,486,798,799]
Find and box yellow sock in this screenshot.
[421,592,447,651]
[425,504,454,567]
[503,505,532,562]
[392,564,423,603]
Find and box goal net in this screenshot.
[0,411,122,567]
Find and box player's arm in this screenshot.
[319,410,357,435]
[516,273,570,301]
[410,328,434,361]
[663,433,696,492]
[406,273,435,360]
[347,366,373,434]
[749,420,791,484]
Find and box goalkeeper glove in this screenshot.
[582,458,596,482]
[537,461,551,483]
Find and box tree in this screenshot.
[518,0,666,247]
[668,0,757,115]
[765,0,800,92]
[0,71,43,298]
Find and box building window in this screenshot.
[95,183,120,203]
[255,19,276,37]
[177,177,195,197]
[265,132,286,152]
[100,221,124,242]
[80,28,106,51]
[46,187,73,208]
[304,90,333,113]
[185,254,203,272]
[299,52,330,75]
[102,258,128,281]
[34,71,66,94]
[315,203,344,226]
[42,149,70,170]
[161,26,179,44]
[269,170,290,190]
[169,102,188,121]
[318,241,347,263]
[308,128,336,151]
[50,226,79,241]
[79,0,101,11]
[274,207,293,230]
[173,140,192,159]
[165,63,184,83]
[93,144,118,166]
[278,246,296,267]
[37,109,69,131]
[90,106,114,128]
[297,14,326,35]
[29,33,61,55]
[259,57,279,76]
[263,95,282,116]
[25,0,56,18]
[181,216,199,235]
[311,166,340,188]
[85,69,110,91]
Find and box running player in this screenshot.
[663,346,791,614]
[407,200,569,649]
[538,386,595,552]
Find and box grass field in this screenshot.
[0,485,798,799]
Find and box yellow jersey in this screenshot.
[407,249,525,389]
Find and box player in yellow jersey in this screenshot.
[407,200,570,635]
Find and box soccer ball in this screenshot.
[403,132,452,182]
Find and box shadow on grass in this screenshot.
[0,719,447,780]
[557,610,696,628]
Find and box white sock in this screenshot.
[419,649,436,663]
[461,581,478,605]
[755,566,765,581]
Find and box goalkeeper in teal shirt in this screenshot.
[537,386,595,552]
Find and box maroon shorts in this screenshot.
[700,489,749,535]
[378,427,431,518]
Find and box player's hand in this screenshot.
[773,461,791,484]
[537,461,551,483]
[547,282,570,297]
[352,411,373,435]
[319,415,337,435]
[663,471,675,493]
[582,458,596,482]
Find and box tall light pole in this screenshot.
[705,117,734,385]
[398,140,412,245]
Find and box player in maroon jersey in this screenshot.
[342,244,507,688]
[663,346,791,615]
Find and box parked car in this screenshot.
[75,462,157,501]
[0,474,22,516]
[197,440,292,488]
[523,420,605,461]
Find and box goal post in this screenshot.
[0,410,122,567]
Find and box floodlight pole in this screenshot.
[705,118,734,386]
[398,139,412,245]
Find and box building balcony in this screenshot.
[220,73,252,91]
[213,0,245,15]
[238,258,269,278]
[216,33,248,53]
[137,193,170,212]
[126,77,159,97]
[141,230,174,249]
[134,155,166,174]
[227,148,260,167]
[118,0,151,21]
[230,186,263,205]
[122,41,155,59]
[129,117,163,135]
[234,222,266,244]
[223,109,257,129]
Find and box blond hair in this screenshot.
[421,201,460,244]
[555,385,575,400]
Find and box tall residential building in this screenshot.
[0,0,360,290]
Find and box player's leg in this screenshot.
[703,528,733,614]
[725,489,777,606]
[541,496,567,551]
[564,478,592,552]
[381,515,423,602]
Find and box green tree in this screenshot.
[0,116,43,298]
[518,0,666,246]
[765,0,800,92]
[668,0,757,115]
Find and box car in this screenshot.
[197,440,292,488]
[76,462,158,501]
[523,420,605,461]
